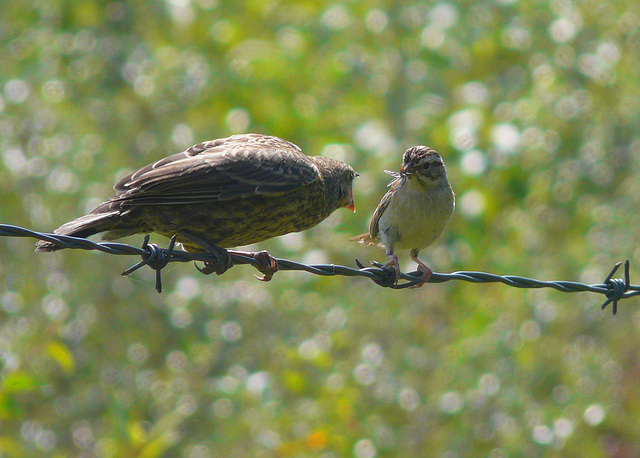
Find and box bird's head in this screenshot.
[313,156,359,213]
[400,146,448,188]
[339,168,359,212]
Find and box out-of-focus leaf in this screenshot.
[46,342,76,375]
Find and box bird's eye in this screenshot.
[422,163,431,170]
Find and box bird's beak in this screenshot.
[400,163,412,175]
[346,189,356,212]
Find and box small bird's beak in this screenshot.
[400,163,412,175]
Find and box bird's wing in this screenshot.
[368,175,404,239]
[111,134,319,205]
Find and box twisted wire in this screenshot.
[1,224,637,314]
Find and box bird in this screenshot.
[352,145,454,287]
[35,133,359,280]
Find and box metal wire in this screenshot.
[1,224,637,315]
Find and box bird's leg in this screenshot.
[376,232,402,285]
[227,250,278,282]
[410,249,432,288]
[383,240,402,285]
[178,231,277,281]
[178,232,232,275]
[384,254,402,284]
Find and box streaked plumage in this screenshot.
[352,146,454,287]
[35,134,358,267]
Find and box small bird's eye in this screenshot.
[422,163,431,170]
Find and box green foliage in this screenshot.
[2,0,640,455]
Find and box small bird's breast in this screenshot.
[377,184,454,250]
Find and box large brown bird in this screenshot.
[352,146,454,287]
[36,134,358,278]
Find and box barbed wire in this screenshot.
[1,224,637,315]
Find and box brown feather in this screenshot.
[35,134,357,253]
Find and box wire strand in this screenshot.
[1,224,637,315]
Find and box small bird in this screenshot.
[352,146,454,287]
[36,133,358,279]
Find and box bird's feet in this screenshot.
[196,246,233,275]
[384,254,402,285]
[410,250,432,288]
[178,231,233,276]
[229,249,279,281]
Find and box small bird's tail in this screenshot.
[350,233,378,246]
[35,211,121,252]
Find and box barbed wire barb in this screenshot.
[2,224,639,315]
[599,260,629,315]
[120,234,178,293]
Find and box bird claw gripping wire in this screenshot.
[121,234,176,293]
[354,258,428,288]
[601,260,631,316]
[354,258,398,288]
[248,250,279,282]
[194,247,232,277]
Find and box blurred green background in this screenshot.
[1,0,640,456]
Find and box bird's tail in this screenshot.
[349,233,378,246]
[35,210,122,252]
